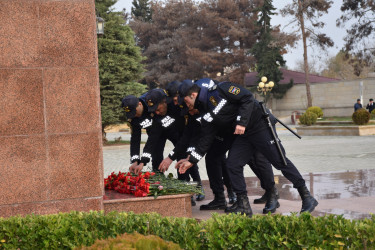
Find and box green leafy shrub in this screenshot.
[299,112,318,125]
[352,108,370,125]
[0,211,374,249]
[371,109,375,119]
[76,232,180,250]
[306,106,323,118]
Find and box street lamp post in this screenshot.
[257,76,274,102]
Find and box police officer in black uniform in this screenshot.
[121,93,160,173]
[176,80,318,217]
[129,89,183,175]
[167,79,239,210]
[176,79,278,213]
[161,80,205,201]
[160,79,236,207]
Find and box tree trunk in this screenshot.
[102,126,108,143]
[298,0,313,108]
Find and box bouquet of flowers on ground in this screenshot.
[104,171,201,198]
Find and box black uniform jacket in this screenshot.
[188,81,265,164]
[140,102,185,165]
[128,94,153,164]
[168,112,202,161]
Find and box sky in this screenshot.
[112,0,347,71]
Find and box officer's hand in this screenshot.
[128,162,138,173]
[132,163,144,175]
[175,159,193,174]
[159,157,173,173]
[234,125,246,135]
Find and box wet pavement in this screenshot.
[103,125,375,220]
[195,168,375,220]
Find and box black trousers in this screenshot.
[187,164,201,183]
[248,151,275,190]
[205,134,235,194]
[226,128,305,195]
[151,136,166,172]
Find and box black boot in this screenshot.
[200,192,227,210]
[196,184,205,201]
[262,186,280,214]
[227,189,237,204]
[224,193,253,217]
[191,195,196,206]
[297,186,318,213]
[253,192,267,204]
[254,188,279,204]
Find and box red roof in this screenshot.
[244,68,340,86]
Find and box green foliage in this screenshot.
[299,112,318,126]
[306,106,324,118]
[0,212,374,249]
[96,0,147,134]
[251,1,291,100]
[371,109,375,119]
[131,0,152,22]
[352,108,370,125]
[77,232,180,249]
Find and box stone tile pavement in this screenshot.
[103,125,375,178]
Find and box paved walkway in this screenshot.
[103,125,375,178]
[103,125,375,220]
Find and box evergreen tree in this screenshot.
[96,0,146,138]
[132,0,152,22]
[251,0,290,101]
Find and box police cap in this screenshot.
[178,79,194,104]
[145,89,167,112]
[195,78,216,89]
[165,80,182,103]
[121,95,138,119]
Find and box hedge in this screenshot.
[0,211,374,249]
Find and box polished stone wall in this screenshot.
[0,0,103,217]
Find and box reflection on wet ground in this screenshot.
[201,168,375,220]
[313,209,374,220]
[204,168,375,201]
[274,168,375,201]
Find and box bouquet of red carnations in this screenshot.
[104,171,155,197]
[104,171,201,198]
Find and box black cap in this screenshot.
[121,95,139,119]
[370,98,373,101]
[165,81,182,103]
[357,99,361,101]
[145,89,167,112]
[195,78,215,88]
[178,79,194,104]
